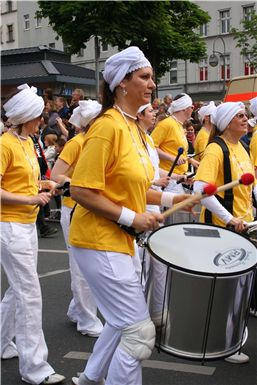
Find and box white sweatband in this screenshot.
[161,192,175,208]
[117,207,136,227]
[194,181,233,224]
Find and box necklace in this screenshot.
[171,114,184,126]
[114,105,137,120]
[114,105,153,183]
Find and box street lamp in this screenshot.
[209,35,226,97]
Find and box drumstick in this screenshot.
[163,183,217,218]
[163,172,254,218]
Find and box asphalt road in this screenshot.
[1,223,257,385]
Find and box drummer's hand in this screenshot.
[39,180,59,195]
[154,176,171,188]
[132,212,164,232]
[177,157,186,166]
[228,217,248,233]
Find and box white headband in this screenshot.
[69,100,102,129]
[248,118,256,128]
[103,46,152,92]
[168,93,193,114]
[198,101,216,123]
[3,84,44,125]
[250,96,257,117]
[211,102,245,132]
[137,103,151,114]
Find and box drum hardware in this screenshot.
[162,147,184,191]
[56,181,71,197]
[176,172,195,184]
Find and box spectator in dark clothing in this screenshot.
[44,100,61,137]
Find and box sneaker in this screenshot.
[72,373,105,385]
[41,373,66,384]
[40,227,58,238]
[225,352,250,364]
[80,330,102,338]
[1,342,18,359]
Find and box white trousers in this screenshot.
[71,247,151,385]
[60,206,103,334]
[0,222,54,384]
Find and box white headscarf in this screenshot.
[249,96,257,117]
[198,101,216,123]
[211,102,245,132]
[69,100,102,129]
[137,103,151,114]
[103,46,152,92]
[248,118,256,128]
[3,84,44,125]
[168,93,193,114]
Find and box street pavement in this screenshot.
[1,223,256,385]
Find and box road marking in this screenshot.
[39,269,70,278]
[39,249,68,254]
[63,351,215,375]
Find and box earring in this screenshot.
[122,88,128,96]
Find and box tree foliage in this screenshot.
[38,1,210,80]
[231,11,257,73]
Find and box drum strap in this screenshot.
[204,137,251,223]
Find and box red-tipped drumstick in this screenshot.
[216,173,254,193]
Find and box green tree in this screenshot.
[38,1,210,81]
[231,10,257,73]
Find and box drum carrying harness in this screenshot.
[204,136,255,223]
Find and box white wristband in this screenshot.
[117,207,136,227]
[161,192,175,208]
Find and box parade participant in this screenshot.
[0,84,65,384]
[194,101,257,364]
[69,47,193,385]
[194,101,216,161]
[51,100,104,337]
[249,97,257,178]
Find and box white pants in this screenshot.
[60,206,103,334]
[71,247,152,385]
[0,222,54,384]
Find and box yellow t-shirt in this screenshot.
[151,116,188,174]
[69,108,154,256]
[194,127,210,161]
[58,132,86,209]
[250,129,257,168]
[0,132,39,223]
[194,139,255,227]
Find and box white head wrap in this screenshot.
[168,93,193,114]
[69,100,102,129]
[103,46,152,92]
[137,103,151,114]
[249,96,257,117]
[3,84,44,125]
[198,101,216,123]
[248,118,256,128]
[211,102,245,132]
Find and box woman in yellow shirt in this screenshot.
[0,84,65,384]
[194,101,216,161]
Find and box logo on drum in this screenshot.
[214,248,247,267]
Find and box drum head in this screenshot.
[147,223,257,276]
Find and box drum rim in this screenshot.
[147,222,257,277]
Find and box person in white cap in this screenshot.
[194,101,216,161]
[69,46,194,385]
[194,101,257,364]
[51,100,104,337]
[0,84,65,384]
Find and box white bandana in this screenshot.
[250,96,257,117]
[103,46,151,92]
[211,102,245,132]
[69,100,102,129]
[248,118,256,128]
[168,93,193,114]
[137,103,151,114]
[3,84,44,125]
[198,101,216,123]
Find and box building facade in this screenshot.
[1,0,256,102]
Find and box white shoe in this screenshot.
[225,352,250,364]
[80,330,102,338]
[41,373,66,384]
[1,342,18,359]
[72,373,105,385]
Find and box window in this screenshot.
[7,1,12,12]
[220,55,230,80]
[7,24,14,42]
[219,10,230,34]
[35,16,42,28]
[24,14,30,30]
[199,23,208,37]
[77,48,84,57]
[101,41,108,52]
[243,6,254,21]
[169,61,177,84]
[244,56,255,75]
[49,43,55,48]
[199,59,208,81]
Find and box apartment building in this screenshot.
[1,0,256,101]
